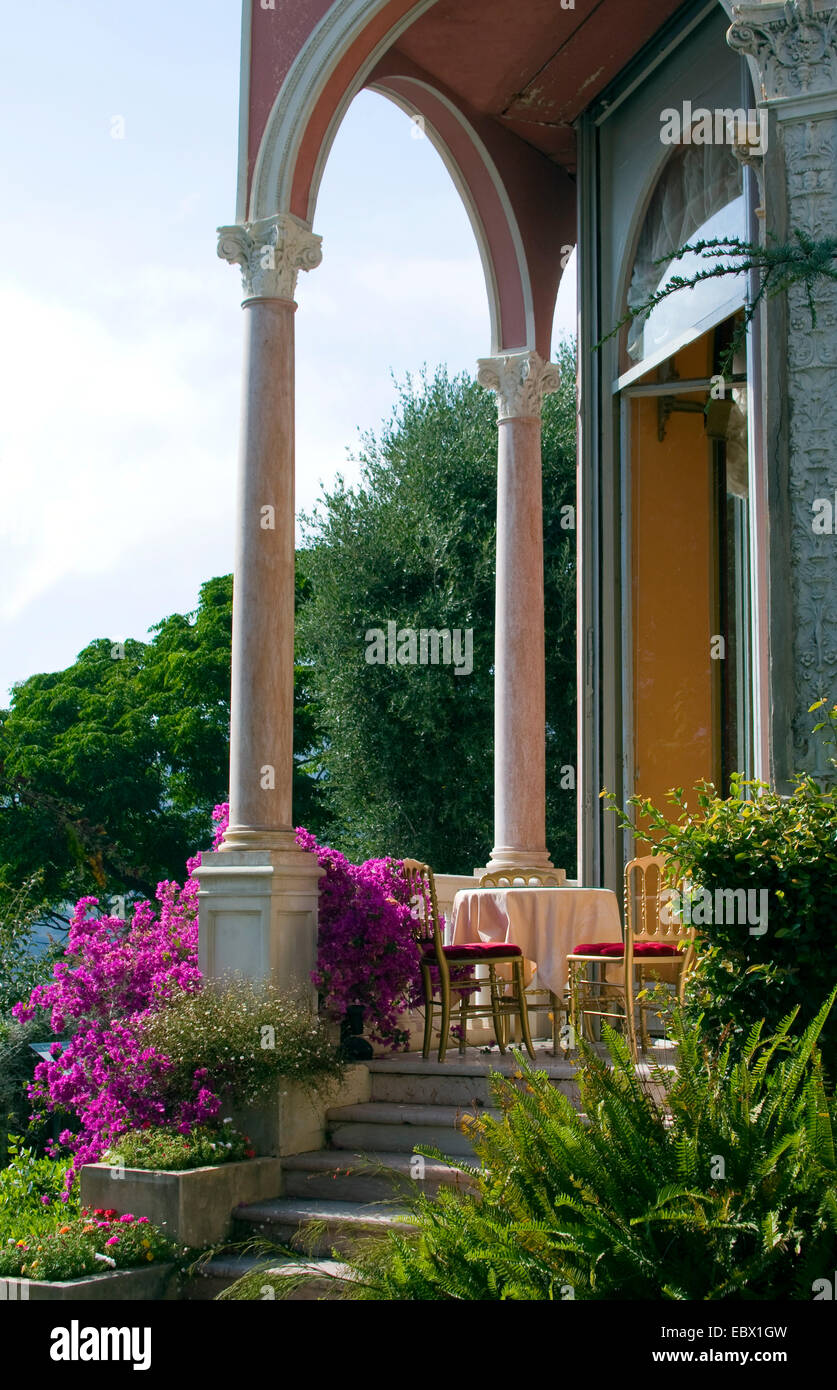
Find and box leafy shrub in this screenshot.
[233,999,837,1301]
[0,873,65,1017]
[137,978,342,1111]
[0,1143,78,1243]
[102,1119,254,1171]
[0,1207,175,1282]
[605,763,837,1075]
[0,1014,61,1162]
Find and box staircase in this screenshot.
[187,1045,581,1299]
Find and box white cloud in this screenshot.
[0,277,240,621]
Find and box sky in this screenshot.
[0,0,576,704]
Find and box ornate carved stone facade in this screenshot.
[217,213,323,301]
[729,2,837,770]
[728,0,837,102]
[477,350,560,421]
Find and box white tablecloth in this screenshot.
[449,887,622,998]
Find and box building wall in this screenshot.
[578,2,748,888]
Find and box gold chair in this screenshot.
[479,869,565,889]
[568,855,694,1060]
[624,857,694,1060]
[478,867,567,1051]
[402,859,535,1064]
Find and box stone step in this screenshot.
[182,1253,351,1301]
[232,1196,416,1256]
[281,1148,476,1202]
[368,1065,579,1107]
[327,1100,498,1127]
[327,1101,494,1156]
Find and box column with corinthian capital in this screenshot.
[195,213,323,997]
[728,0,837,785]
[477,350,559,871]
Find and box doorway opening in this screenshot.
[622,316,754,823]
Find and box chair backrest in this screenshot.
[624,854,693,949]
[401,859,443,950]
[479,867,566,888]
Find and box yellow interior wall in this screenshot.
[631,335,719,828]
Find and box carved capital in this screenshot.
[217,213,323,301]
[477,351,560,422]
[728,0,837,103]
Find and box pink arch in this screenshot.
[248,1,575,355]
[371,72,530,352]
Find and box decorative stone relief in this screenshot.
[728,0,837,102]
[729,4,837,767]
[476,350,560,421]
[217,213,323,301]
[782,114,837,756]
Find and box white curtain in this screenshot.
[627,142,742,361]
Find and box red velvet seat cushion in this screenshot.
[572,942,623,956]
[572,941,681,959]
[422,942,523,960]
[628,942,682,958]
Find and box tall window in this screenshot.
[626,141,746,369]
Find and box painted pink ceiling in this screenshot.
[391,0,687,171]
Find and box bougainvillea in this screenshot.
[297,829,422,1049]
[14,803,421,1187]
[13,842,214,1189]
[212,806,423,1049]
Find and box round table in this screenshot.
[449,885,622,999]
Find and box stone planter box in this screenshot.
[0,1263,176,1301]
[80,1157,283,1248]
[232,1066,371,1157]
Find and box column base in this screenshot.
[195,846,322,1002]
[483,847,554,874]
[220,825,299,852]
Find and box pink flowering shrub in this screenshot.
[297,829,422,1050]
[13,848,213,1188]
[14,802,421,1187]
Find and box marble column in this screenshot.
[728,0,837,785]
[195,213,323,995]
[477,350,560,871]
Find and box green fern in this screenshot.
[222,995,836,1301]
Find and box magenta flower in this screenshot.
[105,1235,120,1247]
[11,797,420,1205]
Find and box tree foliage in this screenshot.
[0,575,326,911]
[297,350,577,874]
[0,352,578,905]
[604,230,837,374]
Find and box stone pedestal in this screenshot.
[196,847,322,1001]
